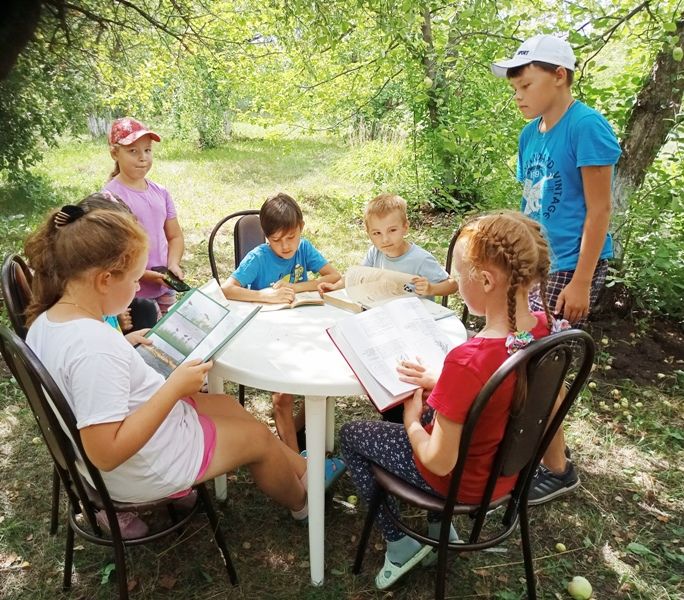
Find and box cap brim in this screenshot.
[117,130,161,145]
[491,57,532,78]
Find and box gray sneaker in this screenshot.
[528,462,580,506]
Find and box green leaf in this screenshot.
[627,542,654,556]
[100,563,116,585]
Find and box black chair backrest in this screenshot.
[1,254,33,339]
[208,210,265,284]
[0,326,107,531]
[444,329,594,539]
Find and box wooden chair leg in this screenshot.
[197,485,238,585]
[353,489,383,574]
[62,520,75,590]
[519,503,537,600]
[50,467,60,535]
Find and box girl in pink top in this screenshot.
[104,117,184,316]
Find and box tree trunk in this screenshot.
[0,0,43,80]
[612,13,684,261]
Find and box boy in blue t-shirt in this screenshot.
[492,34,622,505]
[222,193,341,451]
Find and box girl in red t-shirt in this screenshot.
[340,210,562,590]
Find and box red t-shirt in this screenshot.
[414,312,550,504]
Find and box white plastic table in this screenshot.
[208,302,467,586]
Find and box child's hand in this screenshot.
[403,388,425,426]
[125,329,151,346]
[318,280,340,294]
[397,357,438,391]
[168,263,184,279]
[143,269,166,285]
[272,280,295,291]
[411,276,431,296]
[167,359,213,397]
[117,309,133,333]
[260,286,296,304]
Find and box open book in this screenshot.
[258,291,324,312]
[327,297,458,413]
[137,287,261,378]
[323,266,454,320]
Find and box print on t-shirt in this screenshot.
[521,153,562,220]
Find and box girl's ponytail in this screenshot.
[24,195,148,326]
[109,160,120,181]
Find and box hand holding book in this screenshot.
[396,357,438,391]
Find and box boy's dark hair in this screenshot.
[260,193,304,238]
[507,60,577,86]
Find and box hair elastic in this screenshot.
[54,205,86,228]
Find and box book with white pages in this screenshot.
[136,284,260,378]
[322,266,455,320]
[327,296,458,413]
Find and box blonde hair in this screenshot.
[364,193,408,228]
[456,210,552,412]
[24,196,148,325]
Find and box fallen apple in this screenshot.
[347,495,358,506]
[555,542,567,552]
[567,575,592,599]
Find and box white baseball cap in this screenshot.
[491,35,576,78]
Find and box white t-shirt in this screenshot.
[26,313,203,502]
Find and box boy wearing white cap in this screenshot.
[492,35,621,504]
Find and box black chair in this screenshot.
[353,329,595,599]
[441,230,470,325]
[208,209,264,405]
[0,325,238,598]
[1,253,64,536]
[1,253,33,340]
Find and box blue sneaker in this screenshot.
[300,451,346,490]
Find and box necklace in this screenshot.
[55,301,103,321]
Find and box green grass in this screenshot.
[1,135,683,599]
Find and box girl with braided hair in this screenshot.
[340,210,565,590]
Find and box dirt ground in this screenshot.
[588,293,684,386]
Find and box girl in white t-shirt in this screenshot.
[23,199,318,528]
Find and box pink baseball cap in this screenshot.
[109,117,161,146]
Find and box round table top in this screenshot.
[212,302,468,397]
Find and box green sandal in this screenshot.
[375,545,434,590]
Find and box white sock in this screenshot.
[290,499,308,521]
[428,521,459,542]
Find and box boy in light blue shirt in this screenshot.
[321,193,457,302]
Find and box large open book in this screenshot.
[327,297,458,413]
[137,287,260,378]
[323,266,454,320]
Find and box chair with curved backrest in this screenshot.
[0,325,237,599]
[352,329,595,599]
[1,253,63,536]
[208,209,264,405]
[1,253,33,340]
[441,230,470,325]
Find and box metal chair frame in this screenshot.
[207,209,264,405]
[353,329,595,599]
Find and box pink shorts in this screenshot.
[168,397,217,499]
